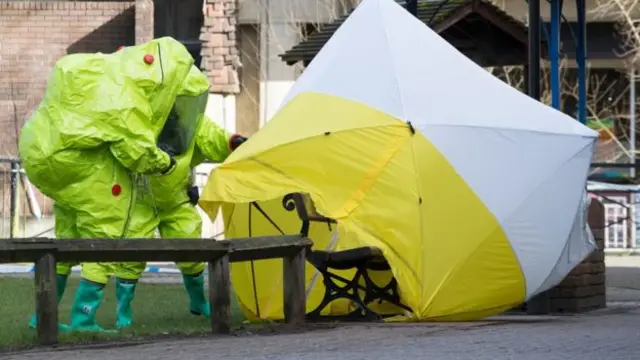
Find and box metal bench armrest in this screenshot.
[282,193,336,236]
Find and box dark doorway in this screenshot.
[154,0,204,67]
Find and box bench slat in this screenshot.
[0,236,311,263]
[229,235,312,262]
[1,235,312,345]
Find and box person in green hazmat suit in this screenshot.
[20,37,216,332]
[112,109,247,329]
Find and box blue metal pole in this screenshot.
[576,0,587,123]
[527,0,541,101]
[549,0,562,109]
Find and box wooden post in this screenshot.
[209,254,231,334]
[283,247,306,326]
[35,252,58,345]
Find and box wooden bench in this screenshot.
[0,235,312,346]
[281,193,411,320]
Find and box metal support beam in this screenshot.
[527,0,541,101]
[576,0,587,124]
[523,64,530,93]
[630,69,637,247]
[549,0,562,109]
[631,69,637,179]
[526,0,551,316]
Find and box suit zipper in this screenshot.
[120,172,136,238]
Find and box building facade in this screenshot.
[0,0,637,238]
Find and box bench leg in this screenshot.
[35,252,58,346]
[209,254,231,334]
[283,247,306,326]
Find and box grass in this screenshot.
[0,277,246,350]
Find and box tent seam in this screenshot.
[419,123,597,139]
[423,140,594,314]
[502,141,594,299]
[222,124,407,170]
[377,0,408,121]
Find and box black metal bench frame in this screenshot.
[281,193,411,320]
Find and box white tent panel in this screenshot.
[279,0,405,120]
[536,191,596,295]
[282,0,597,139]
[418,124,594,223]
[276,0,599,298]
[377,0,594,136]
[499,143,594,297]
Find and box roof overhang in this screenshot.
[280,0,545,68]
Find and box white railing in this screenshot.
[604,202,630,249]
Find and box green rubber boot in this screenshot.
[115,278,137,329]
[69,279,115,333]
[28,274,71,332]
[183,272,210,317]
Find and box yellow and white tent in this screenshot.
[200,0,598,320]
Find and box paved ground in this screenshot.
[4,310,640,360]
[605,255,640,304]
[3,255,640,359]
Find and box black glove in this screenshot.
[158,143,178,157]
[187,186,200,205]
[160,156,176,175]
[229,135,248,151]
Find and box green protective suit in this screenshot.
[115,115,232,280]
[20,37,207,332]
[113,111,235,328]
[19,36,196,243]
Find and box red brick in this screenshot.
[201,0,240,94]
[548,200,607,314]
[0,1,135,216]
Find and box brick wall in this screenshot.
[0,1,135,158]
[200,0,241,94]
[0,1,135,219]
[134,0,153,44]
[548,198,607,312]
[512,198,607,314]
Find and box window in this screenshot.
[604,197,630,248]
